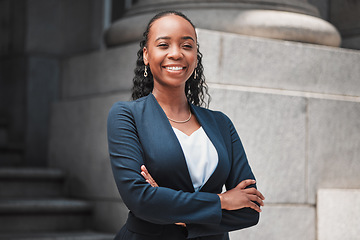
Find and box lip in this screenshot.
[162,65,187,75]
[163,65,186,69]
[163,64,186,71]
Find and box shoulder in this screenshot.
[108,95,150,117]
[192,105,232,126]
[107,95,153,131]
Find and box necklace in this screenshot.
[167,110,192,123]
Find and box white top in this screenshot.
[172,127,218,191]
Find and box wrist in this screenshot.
[217,193,226,210]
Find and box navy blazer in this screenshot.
[107,94,259,239]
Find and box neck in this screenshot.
[152,85,189,114]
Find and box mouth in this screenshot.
[163,66,186,71]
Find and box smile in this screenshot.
[164,66,184,71]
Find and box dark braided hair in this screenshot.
[131,10,210,107]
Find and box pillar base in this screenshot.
[105,8,340,47]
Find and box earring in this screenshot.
[144,65,148,77]
[194,69,197,79]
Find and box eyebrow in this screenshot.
[155,36,195,42]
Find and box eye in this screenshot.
[157,43,168,48]
[183,44,193,49]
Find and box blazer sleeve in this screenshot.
[186,113,260,238]
[107,102,222,225]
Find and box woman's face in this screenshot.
[143,14,197,90]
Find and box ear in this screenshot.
[195,50,198,68]
[143,47,149,65]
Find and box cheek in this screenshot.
[191,53,197,68]
[147,51,164,66]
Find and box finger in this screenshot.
[250,201,262,213]
[141,171,150,182]
[146,180,156,187]
[149,176,158,187]
[146,172,156,185]
[144,172,158,187]
[247,194,264,206]
[141,165,152,181]
[145,176,156,187]
[141,165,159,187]
[152,180,159,187]
[259,191,265,200]
[245,187,265,200]
[236,179,256,189]
[244,199,262,213]
[175,222,186,227]
[141,167,152,183]
[141,165,149,174]
[143,172,154,185]
[244,188,265,200]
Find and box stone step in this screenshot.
[0,168,65,198]
[0,199,92,232]
[0,153,22,167]
[0,129,7,146]
[0,144,24,167]
[0,118,9,147]
[0,143,23,150]
[0,118,7,126]
[0,231,114,240]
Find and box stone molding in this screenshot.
[125,0,320,17]
[105,1,341,47]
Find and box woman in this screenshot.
[107,11,265,240]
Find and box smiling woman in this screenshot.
[132,11,208,108]
[107,11,265,240]
[143,14,197,93]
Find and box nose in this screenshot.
[167,46,182,60]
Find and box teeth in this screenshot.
[166,66,183,71]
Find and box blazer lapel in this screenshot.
[142,94,228,194]
[190,105,229,193]
[145,94,195,192]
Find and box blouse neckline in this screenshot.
[172,126,202,137]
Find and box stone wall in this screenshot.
[0,0,107,166]
[49,29,360,238]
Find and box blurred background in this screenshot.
[0,0,359,239]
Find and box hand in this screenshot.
[175,222,186,227]
[218,179,265,212]
[140,165,186,227]
[141,165,158,187]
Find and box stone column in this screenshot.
[329,0,360,50]
[105,0,341,47]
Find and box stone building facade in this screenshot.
[0,0,359,239]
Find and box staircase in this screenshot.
[0,118,23,167]
[0,115,113,239]
[0,168,114,239]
